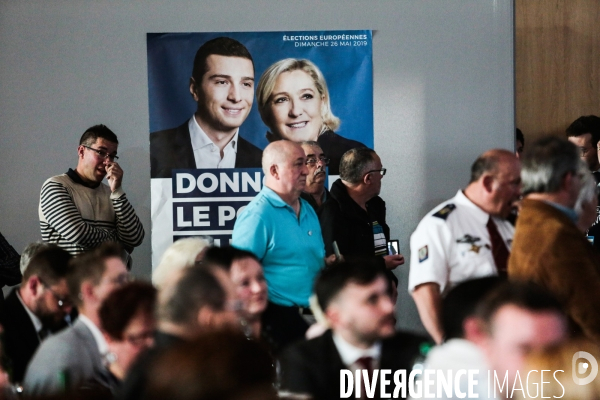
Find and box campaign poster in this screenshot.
[148,30,374,268]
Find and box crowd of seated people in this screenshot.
[1,116,600,399]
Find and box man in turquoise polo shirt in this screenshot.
[232,140,329,350]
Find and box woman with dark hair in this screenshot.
[256,58,366,175]
[98,281,157,392]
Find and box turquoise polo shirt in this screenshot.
[232,186,325,307]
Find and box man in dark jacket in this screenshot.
[279,258,426,400]
[1,246,72,383]
[318,147,404,271]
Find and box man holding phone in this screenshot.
[318,147,404,271]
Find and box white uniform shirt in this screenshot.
[408,190,514,294]
[188,116,238,168]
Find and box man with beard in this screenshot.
[279,258,426,400]
[300,141,330,211]
[0,245,73,383]
[24,242,130,395]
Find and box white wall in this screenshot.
[0,0,514,335]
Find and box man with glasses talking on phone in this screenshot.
[39,125,144,266]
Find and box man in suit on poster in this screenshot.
[150,36,262,178]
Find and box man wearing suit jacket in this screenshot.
[150,37,262,178]
[509,136,600,343]
[279,258,427,400]
[24,242,129,395]
[0,246,72,383]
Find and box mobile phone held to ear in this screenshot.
[387,240,400,255]
[332,241,341,260]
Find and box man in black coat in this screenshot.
[150,37,262,178]
[278,258,427,400]
[318,147,405,271]
[0,246,72,383]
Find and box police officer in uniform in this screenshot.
[408,149,521,344]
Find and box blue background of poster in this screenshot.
[147,30,373,150]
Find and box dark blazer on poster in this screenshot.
[150,120,263,178]
[0,289,41,383]
[278,330,426,400]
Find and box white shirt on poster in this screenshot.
[188,116,238,169]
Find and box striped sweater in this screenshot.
[38,170,144,255]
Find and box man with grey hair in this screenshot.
[409,149,521,344]
[319,147,404,271]
[232,140,328,348]
[508,135,600,343]
[20,242,52,275]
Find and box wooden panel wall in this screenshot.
[515,0,600,142]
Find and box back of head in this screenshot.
[68,242,124,307]
[566,115,600,147]
[145,331,276,400]
[79,124,118,146]
[520,135,580,196]
[20,241,53,275]
[99,281,157,340]
[476,280,564,332]
[203,246,259,272]
[575,162,598,215]
[315,257,387,313]
[157,263,227,329]
[442,276,504,340]
[153,237,212,288]
[22,245,72,286]
[468,149,517,184]
[192,37,253,81]
[339,147,375,184]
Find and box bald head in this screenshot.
[470,149,519,184]
[465,149,521,218]
[262,141,300,173]
[262,141,308,202]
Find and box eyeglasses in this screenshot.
[107,273,132,286]
[83,145,119,161]
[306,156,330,166]
[365,168,386,176]
[578,147,593,157]
[39,278,71,309]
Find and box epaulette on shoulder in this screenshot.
[432,204,456,220]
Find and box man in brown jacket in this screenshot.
[508,135,600,342]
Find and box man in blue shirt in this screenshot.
[232,140,329,350]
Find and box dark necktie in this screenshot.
[487,217,509,278]
[356,356,374,400]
